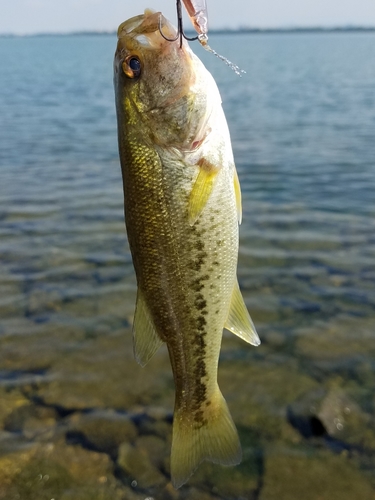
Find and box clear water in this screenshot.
[1,33,374,334]
[0,31,375,493]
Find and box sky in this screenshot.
[1,0,375,35]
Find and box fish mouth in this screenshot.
[114,9,198,135]
[117,9,178,49]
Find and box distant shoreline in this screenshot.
[1,26,375,37]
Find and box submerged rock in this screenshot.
[220,360,317,443]
[117,441,167,489]
[288,387,375,450]
[27,329,174,412]
[135,434,168,470]
[0,388,30,427]
[0,440,127,500]
[66,409,138,457]
[4,402,58,439]
[259,447,375,500]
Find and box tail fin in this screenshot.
[170,388,242,488]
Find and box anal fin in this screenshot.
[225,280,260,346]
[133,289,164,367]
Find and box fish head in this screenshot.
[114,10,214,150]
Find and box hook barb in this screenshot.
[158,0,198,48]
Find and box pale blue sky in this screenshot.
[2,0,375,35]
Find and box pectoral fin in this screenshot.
[233,169,242,224]
[225,280,260,346]
[133,289,164,367]
[188,158,220,225]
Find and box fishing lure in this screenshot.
[159,0,245,75]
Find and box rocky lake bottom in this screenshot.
[1,239,374,499]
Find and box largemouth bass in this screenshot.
[114,9,260,488]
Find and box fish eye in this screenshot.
[122,56,141,79]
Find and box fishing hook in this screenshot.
[158,0,198,48]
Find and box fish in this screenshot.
[114,9,260,489]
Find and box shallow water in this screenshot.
[0,32,375,498]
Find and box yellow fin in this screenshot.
[170,387,241,488]
[233,169,242,224]
[188,158,220,225]
[225,280,260,346]
[133,289,164,367]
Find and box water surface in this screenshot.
[0,32,374,498]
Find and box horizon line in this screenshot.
[1,25,375,37]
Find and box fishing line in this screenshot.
[198,34,246,76]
